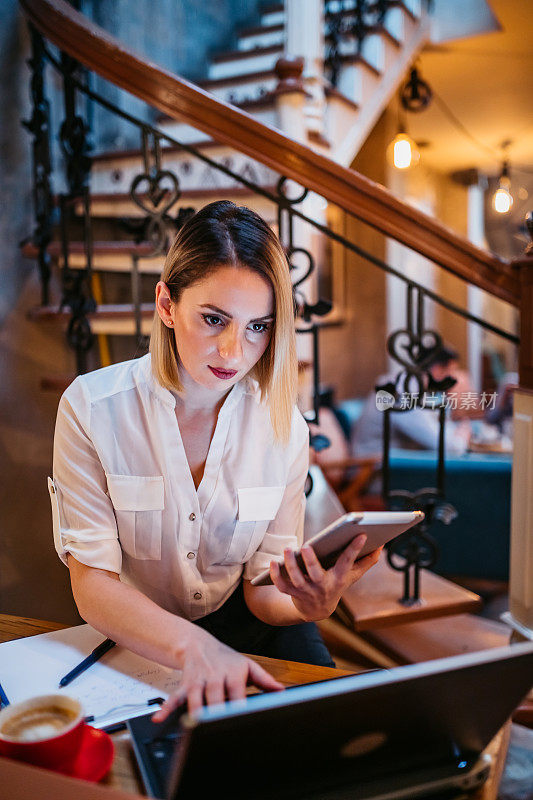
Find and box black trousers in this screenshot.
[195,580,335,668]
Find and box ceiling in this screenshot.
[402,0,533,179]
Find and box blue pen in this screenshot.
[58,638,116,688]
[0,681,10,708]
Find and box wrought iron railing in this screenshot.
[22,18,520,604]
[324,0,433,86]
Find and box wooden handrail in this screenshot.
[20,0,520,306]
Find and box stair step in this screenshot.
[323,83,360,153]
[208,44,283,81]
[157,99,278,140]
[335,56,381,108]
[92,134,274,168]
[337,50,382,79]
[199,67,277,92]
[237,22,284,51]
[402,0,422,21]
[259,4,285,28]
[324,84,360,113]
[199,70,279,107]
[22,240,164,274]
[154,88,278,129]
[89,139,278,198]
[91,138,220,164]
[211,43,283,65]
[372,24,402,50]
[71,186,278,220]
[383,6,406,42]
[362,613,509,665]
[29,303,155,336]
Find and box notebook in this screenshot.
[0,624,182,728]
[128,642,533,800]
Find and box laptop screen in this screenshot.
[165,643,533,800]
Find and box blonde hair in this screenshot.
[150,201,297,444]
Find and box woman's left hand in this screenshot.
[269,535,383,622]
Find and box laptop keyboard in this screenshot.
[144,730,183,790]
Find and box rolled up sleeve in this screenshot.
[243,412,309,581]
[51,379,122,573]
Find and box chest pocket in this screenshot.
[219,485,285,566]
[106,474,164,560]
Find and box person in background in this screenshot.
[351,346,471,457]
[485,371,518,433]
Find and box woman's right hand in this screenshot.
[152,627,284,720]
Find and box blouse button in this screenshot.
[189,512,196,521]
[187,552,196,560]
[194,592,202,600]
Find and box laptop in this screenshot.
[127,642,533,800]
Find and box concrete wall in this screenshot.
[86,0,261,149]
[0,3,33,326]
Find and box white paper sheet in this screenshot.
[0,624,182,728]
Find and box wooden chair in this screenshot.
[307,407,384,511]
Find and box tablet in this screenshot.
[250,510,424,586]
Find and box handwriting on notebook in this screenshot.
[0,623,183,728]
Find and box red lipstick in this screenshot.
[209,366,238,380]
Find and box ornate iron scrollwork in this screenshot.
[324,2,344,88]
[325,1,390,86]
[127,129,187,353]
[129,128,183,257]
[275,178,333,453]
[380,284,458,603]
[57,52,95,374]
[23,27,53,306]
[385,487,457,604]
[59,53,92,197]
[58,193,95,374]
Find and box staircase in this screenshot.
[22,0,435,361]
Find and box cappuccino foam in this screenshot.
[1,705,77,742]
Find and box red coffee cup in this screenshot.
[0,694,85,771]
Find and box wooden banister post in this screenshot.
[273,56,307,141]
[285,0,325,134]
[508,212,533,636]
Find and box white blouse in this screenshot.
[49,354,309,620]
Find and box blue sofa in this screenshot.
[334,398,513,581]
[387,450,512,581]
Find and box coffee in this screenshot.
[0,704,78,742]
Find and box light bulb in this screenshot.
[492,160,513,214]
[387,132,420,170]
[493,186,513,214]
[494,187,512,214]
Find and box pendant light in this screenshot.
[387,64,433,170]
[387,122,420,170]
[492,161,513,214]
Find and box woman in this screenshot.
[50,201,381,720]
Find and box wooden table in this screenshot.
[0,614,509,800]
